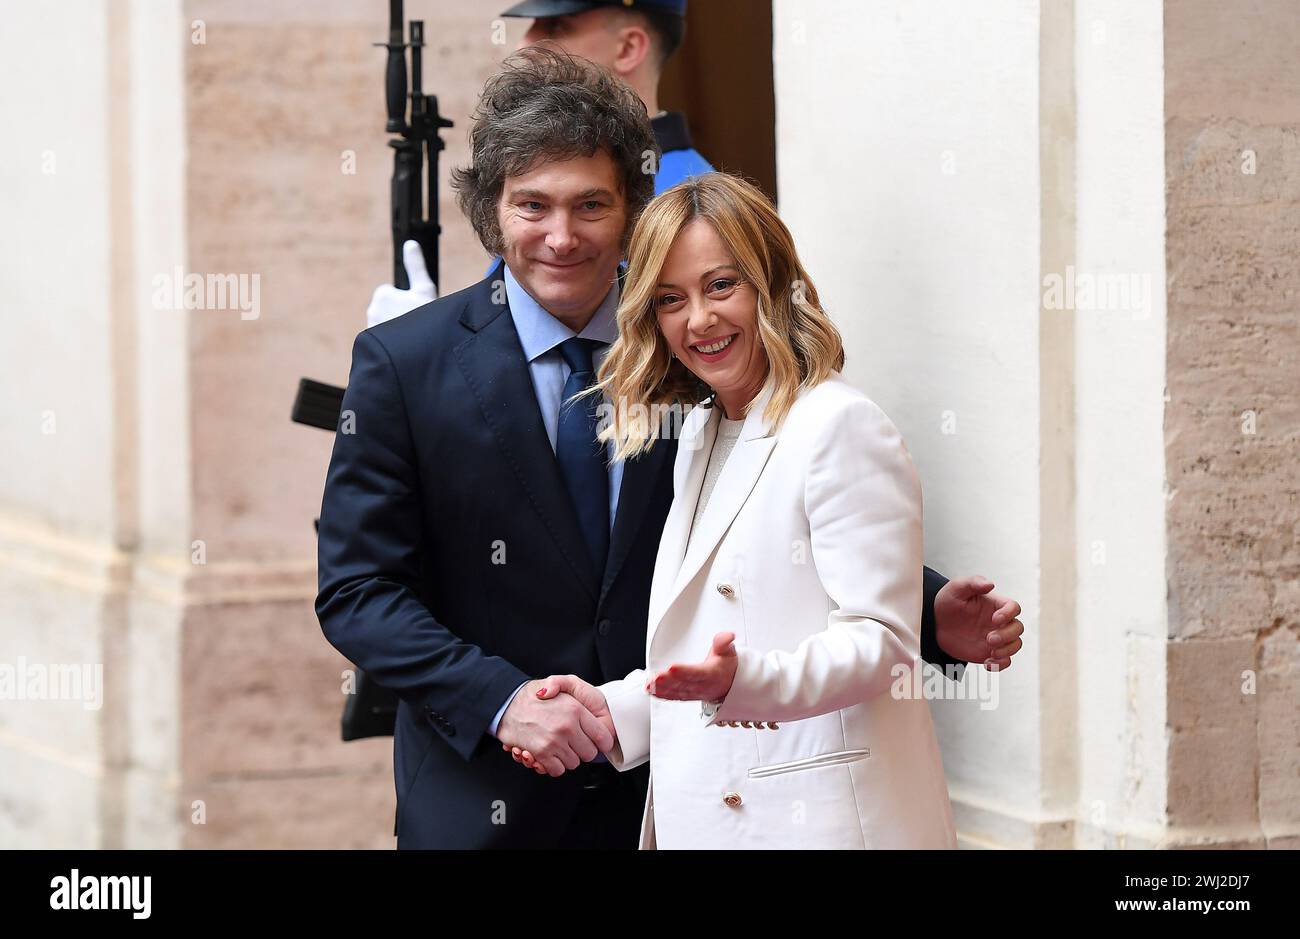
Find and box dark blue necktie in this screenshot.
[556,337,609,580]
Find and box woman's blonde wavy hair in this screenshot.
[583,171,845,461]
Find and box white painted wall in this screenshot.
[0,0,189,848]
[0,0,115,538]
[131,0,191,560]
[773,0,1044,838]
[1073,0,1168,845]
[0,0,116,850]
[124,0,188,849]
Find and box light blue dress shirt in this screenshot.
[487,264,623,741]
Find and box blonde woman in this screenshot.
[510,172,956,849]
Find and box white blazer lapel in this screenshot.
[645,402,717,636]
[648,380,781,644]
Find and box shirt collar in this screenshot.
[503,264,619,363]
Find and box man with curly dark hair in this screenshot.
[452,46,658,305]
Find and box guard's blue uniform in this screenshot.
[657,148,714,194]
[650,110,714,193]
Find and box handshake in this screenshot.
[497,675,613,777]
[495,632,743,777]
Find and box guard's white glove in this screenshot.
[366,239,437,328]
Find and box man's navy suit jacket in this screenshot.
[316,274,673,848]
[315,273,957,848]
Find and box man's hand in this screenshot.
[496,678,614,777]
[506,675,615,777]
[934,577,1024,670]
[365,239,436,328]
[647,631,738,702]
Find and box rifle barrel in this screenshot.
[384,0,407,133]
[410,20,424,98]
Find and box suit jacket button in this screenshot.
[597,618,612,636]
[716,583,735,598]
[722,791,743,808]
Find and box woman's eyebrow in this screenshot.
[699,264,738,280]
[657,264,739,290]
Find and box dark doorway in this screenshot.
[660,0,776,204]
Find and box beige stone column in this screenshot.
[1162,0,1300,849]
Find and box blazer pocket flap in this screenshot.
[747,747,871,779]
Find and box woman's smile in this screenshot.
[690,332,740,362]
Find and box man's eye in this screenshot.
[581,201,602,211]
[522,201,543,212]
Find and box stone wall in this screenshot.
[1163,0,1300,849]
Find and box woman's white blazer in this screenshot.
[602,372,957,849]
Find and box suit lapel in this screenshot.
[647,382,780,646]
[453,279,600,600]
[599,439,671,606]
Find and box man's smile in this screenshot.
[536,258,590,270]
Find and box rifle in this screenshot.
[292,0,452,741]
[382,0,453,290]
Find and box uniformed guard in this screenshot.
[501,0,714,193]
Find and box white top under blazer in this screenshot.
[601,372,957,849]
